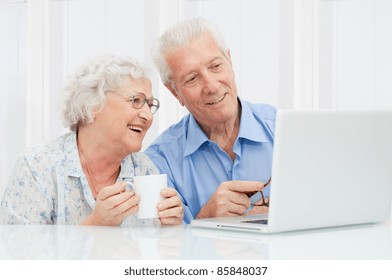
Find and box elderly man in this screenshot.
[145,17,276,223]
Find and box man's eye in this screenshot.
[212,63,222,70]
[185,76,197,85]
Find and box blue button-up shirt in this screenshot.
[145,99,276,223]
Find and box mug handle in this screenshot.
[125,181,134,192]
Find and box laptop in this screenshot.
[191,110,392,233]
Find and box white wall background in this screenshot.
[1,0,392,203]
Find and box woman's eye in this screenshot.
[132,97,142,106]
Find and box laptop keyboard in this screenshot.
[241,219,268,225]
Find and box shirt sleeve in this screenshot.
[0,153,55,224]
[144,146,174,184]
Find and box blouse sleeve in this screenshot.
[0,152,55,224]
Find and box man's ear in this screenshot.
[165,83,184,106]
[226,48,232,64]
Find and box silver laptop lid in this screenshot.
[268,110,392,232]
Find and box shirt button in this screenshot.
[227,166,232,172]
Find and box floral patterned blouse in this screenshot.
[0,131,158,225]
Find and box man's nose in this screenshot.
[201,73,219,94]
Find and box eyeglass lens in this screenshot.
[130,92,160,114]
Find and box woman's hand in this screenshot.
[157,187,184,225]
[81,182,139,226]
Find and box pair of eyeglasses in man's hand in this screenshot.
[246,177,271,207]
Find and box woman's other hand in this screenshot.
[157,188,184,225]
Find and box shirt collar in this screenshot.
[183,97,268,157]
[184,114,209,157]
[63,131,96,208]
[119,154,136,181]
[64,131,83,178]
[237,98,268,143]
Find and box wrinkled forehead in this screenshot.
[166,34,228,79]
[112,77,153,98]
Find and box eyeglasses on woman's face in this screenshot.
[123,91,160,114]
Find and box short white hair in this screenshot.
[151,17,227,86]
[60,55,149,131]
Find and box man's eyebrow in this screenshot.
[183,57,223,74]
[209,56,224,63]
[177,56,225,82]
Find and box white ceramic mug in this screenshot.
[126,174,167,219]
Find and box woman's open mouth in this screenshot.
[128,125,143,133]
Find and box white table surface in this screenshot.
[1,221,391,260]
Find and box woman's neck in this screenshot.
[77,127,122,196]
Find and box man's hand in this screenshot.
[248,198,269,215]
[196,180,266,219]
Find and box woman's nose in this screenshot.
[138,103,153,121]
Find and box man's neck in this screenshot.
[201,103,242,161]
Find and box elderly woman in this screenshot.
[0,56,184,226]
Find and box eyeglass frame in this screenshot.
[247,177,271,207]
[120,91,160,114]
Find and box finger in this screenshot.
[119,202,139,218]
[113,194,140,216]
[223,180,266,193]
[249,205,269,215]
[208,199,247,217]
[203,192,248,217]
[101,191,136,211]
[226,202,248,216]
[160,187,177,198]
[227,191,252,208]
[97,182,127,201]
[157,195,181,211]
[158,205,184,218]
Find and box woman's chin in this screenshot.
[128,144,142,154]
